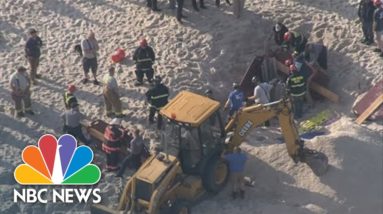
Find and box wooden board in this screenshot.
[353,80,383,120]
[355,94,383,124]
[274,58,339,103]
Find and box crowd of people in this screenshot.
[224,20,329,120]
[145,0,245,22]
[10,28,169,177]
[358,0,383,56]
[7,0,383,199]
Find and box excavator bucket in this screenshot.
[303,149,328,176]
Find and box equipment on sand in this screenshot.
[90,91,328,214]
[111,48,126,63]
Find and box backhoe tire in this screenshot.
[170,200,191,214]
[202,157,229,193]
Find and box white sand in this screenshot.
[0,0,382,213]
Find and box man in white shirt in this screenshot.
[81,31,100,85]
[103,67,123,118]
[248,76,277,126]
[9,66,34,117]
[249,76,277,104]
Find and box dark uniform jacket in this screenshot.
[286,73,306,97]
[133,46,155,70]
[374,7,383,32]
[289,31,308,54]
[102,125,124,154]
[358,1,375,23]
[25,37,43,58]
[273,23,289,46]
[63,92,78,109]
[145,83,169,109]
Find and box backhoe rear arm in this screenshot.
[224,99,302,160]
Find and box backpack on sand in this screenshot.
[74,44,82,57]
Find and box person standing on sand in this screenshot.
[133,38,156,86]
[224,83,245,120]
[145,76,169,130]
[224,146,247,199]
[272,22,289,46]
[358,0,376,45]
[283,31,308,55]
[232,0,245,18]
[103,67,124,118]
[247,76,277,126]
[81,31,100,85]
[102,118,125,172]
[61,102,91,145]
[147,0,161,11]
[373,0,383,57]
[286,64,307,119]
[63,84,78,110]
[192,0,206,11]
[25,28,43,85]
[169,0,186,22]
[9,66,34,117]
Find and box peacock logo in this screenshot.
[14,134,101,185]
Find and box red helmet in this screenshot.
[68,84,76,93]
[284,32,292,42]
[374,0,382,7]
[285,59,293,66]
[140,38,147,47]
[289,64,297,72]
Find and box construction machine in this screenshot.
[91,90,328,214]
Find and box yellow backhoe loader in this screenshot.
[91,90,328,214]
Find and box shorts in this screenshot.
[82,57,98,74]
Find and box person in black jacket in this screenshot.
[133,39,156,86]
[25,28,43,84]
[273,23,289,46]
[358,0,376,45]
[192,0,206,11]
[145,76,169,130]
[147,0,161,11]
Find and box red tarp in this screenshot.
[353,80,383,120]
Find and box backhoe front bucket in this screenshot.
[303,149,329,176]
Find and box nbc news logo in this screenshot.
[13,134,101,203]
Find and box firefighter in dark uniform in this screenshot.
[63,84,78,110]
[102,118,125,171]
[133,39,155,86]
[283,31,308,54]
[286,64,307,119]
[273,22,289,46]
[145,76,169,130]
[192,0,206,11]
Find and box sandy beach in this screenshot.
[0,0,382,213]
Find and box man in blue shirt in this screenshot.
[224,83,245,119]
[224,146,247,199]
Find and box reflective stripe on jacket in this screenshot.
[102,125,123,154]
[63,92,78,108]
[146,84,169,108]
[287,74,306,97]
